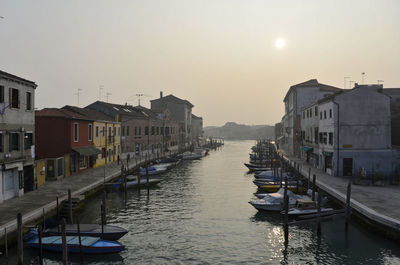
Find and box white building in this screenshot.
[281,79,341,157]
[0,70,37,203]
[300,102,319,168]
[317,84,392,177]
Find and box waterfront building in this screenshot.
[281,79,341,157]
[62,106,121,167]
[191,114,203,147]
[35,108,100,180]
[151,92,194,149]
[0,70,37,203]
[317,84,392,176]
[300,102,319,168]
[86,101,180,159]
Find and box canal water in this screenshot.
[4,140,400,264]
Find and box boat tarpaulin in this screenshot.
[301,146,313,152]
[72,146,101,157]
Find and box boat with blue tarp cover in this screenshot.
[27,236,125,254]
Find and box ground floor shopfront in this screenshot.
[0,161,35,203]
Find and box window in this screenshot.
[118,127,120,136]
[74,123,79,142]
[26,92,32,110]
[329,109,332,118]
[102,147,106,158]
[323,132,328,144]
[0,86,4,103]
[96,126,99,137]
[320,112,322,120]
[0,132,3,152]
[151,126,155,135]
[161,127,164,135]
[88,124,93,141]
[314,106,318,116]
[108,127,111,138]
[113,127,116,136]
[324,110,326,119]
[122,126,125,136]
[319,132,323,143]
[314,127,319,143]
[127,126,130,136]
[329,132,333,145]
[79,156,87,169]
[10,88,19,108]
[156,127,159,135]
[9,132,20,151]
[134,127,137,136]
[102,126,105,137]
[57,158,64,177]
[145,126,149,135]
[138,127,141,135]
[24,132,33,149]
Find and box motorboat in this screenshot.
[112,175,162,190]
[181,151,202,160]
[259,184,307,193]
[249,189,302,211]
[27,236,124,254]
[140,165,168,175]
[44,224,128,241]
[283,199,334,216]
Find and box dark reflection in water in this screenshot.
[2,141,400,264]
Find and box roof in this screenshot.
[191,114,202,120]
[283,79,341,101]
[86,101,148,119]
[382,88,400,94]
[0,70,37,88]
[35,108,93,121]
[150,94,194,108]
[62,105,116,122]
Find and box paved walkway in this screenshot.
[280,151,400,233]
[0,155,151,238]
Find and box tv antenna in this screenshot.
[361,72,366,84]
[106,92,111,103]
[75,88,82,106]
[135,93,151,106]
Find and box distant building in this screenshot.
[281,79,341,157]
[151,92,194,149]
[191,114,203,146]
[0,70,37,203]
[35,108,100,179]
[62,106,121,167]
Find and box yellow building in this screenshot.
[93,120,121,167]
[62,106,121,167]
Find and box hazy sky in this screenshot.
[1,0,399,126]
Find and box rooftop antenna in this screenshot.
[344,77,351,89]
[106,92,111,103]
[75,88,82,106]
[136,94,144,106]
[361,72,365,84]
[99,85,104,101]
[377,80,384,85]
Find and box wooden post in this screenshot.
[4,228,8,265]
[102,193,106,225]
[308,168,311,191]
[17,213,23,265]
[283,177,289,247]
[101,203,105,237]
[345,181,352,230]
[38,225,43,265]
[312,174,316,201]
[68,189,73,224]
[77,217,83,263]
[317,189,322,236]
[56,196,59,220]
[61,218,68,265]
[42,208,45,230]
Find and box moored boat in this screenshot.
[112,175,162,189]
[249,189,302,212]
[44,224,128,241]
[27,236,125,254]
[259,184,307,193]
[283,199,334,216]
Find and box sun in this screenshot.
[275,38,286,49]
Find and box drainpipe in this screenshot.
[333,100,340,177]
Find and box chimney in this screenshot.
[160,91,163,98]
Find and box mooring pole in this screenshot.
[283,177,289,248]
[38,225,43,265]
[61,218,68,265]
[345,181,352,230]
[308,167,311,191]
[42,208,46,230]
[4,227,8,265]
[312,174,316,201]
[17,213,23,265]
[317,189,322,236]
[68,189,73,224]
[77,217,83,263]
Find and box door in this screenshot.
[3,169,16,200]
[108,149,112,162]
[23,165,34,192]
[343,158,353,176]
[47,159,55,179]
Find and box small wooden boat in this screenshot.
[44,224,128,241]
[140,166,168,176]
[259,184,307,193]
[27,236,125,254]
[244,163,270,172]
[283,199,334,216]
